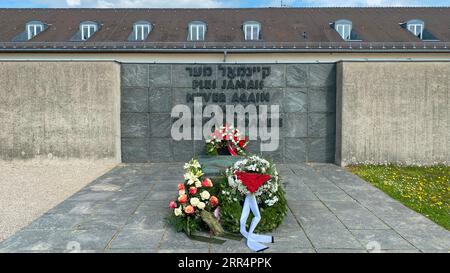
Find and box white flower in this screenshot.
[190,197,200,206]
[264,196,279,206]
[191,160,201,169]
[185,172,200,185]
[179,189,185,195]
[184,172,191,180]
[197,202,206,210]
[184,172,195,183]
[195,180,202,188]
[184,159,201,170]
[174,206,182,216]
[227,176,236,187]
[200,190,210,200]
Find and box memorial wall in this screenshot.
[121,63,337,163]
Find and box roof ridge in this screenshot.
[1,7,450,11]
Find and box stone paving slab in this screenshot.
[0,229,116,252]
[76,213,131,231]
[0,163,449,253]
[108,229,165,250]
[317,248,367,253]
[304,226,365,249]
[323,201,390,230]
[349,229,416,251]
[23,213,87,231]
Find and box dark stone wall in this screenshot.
[121,63,336,163]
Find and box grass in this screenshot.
[347,165,450,230]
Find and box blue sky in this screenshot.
[0,0,449,8]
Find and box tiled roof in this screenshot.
[0,7,450,52]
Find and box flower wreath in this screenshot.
[225,155,280,206]
[219,155,287,233]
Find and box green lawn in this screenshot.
[348,165,450,230]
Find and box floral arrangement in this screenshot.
[205,124,249,156]
[225,155,280,206]
[219,155,287,233]
[167,159,222,236]
[167,156,287,238]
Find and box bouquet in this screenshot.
[167,159,223,236]
[206,124,249,156]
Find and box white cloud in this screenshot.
[33,0,443,8]
[66,0,81,6]
[37,0,225,8]
[95,0,224,8]
[267,0,426,7]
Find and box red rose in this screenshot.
[178,183,185,190]
[209,196,219,207]
[169,200,177,209]
[178,194,187,204]
[202,178,213,188]
[184,205,195,215]
[238,137,248,148]
[189,186,197,195]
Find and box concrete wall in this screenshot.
[0,61,121,161]
[121,63,336,163]
[337,61,450,166]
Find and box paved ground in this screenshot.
[0,159,117,242]
[0,163,449,253]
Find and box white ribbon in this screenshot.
[239,194,274,252]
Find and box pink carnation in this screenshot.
[169,200,177,209]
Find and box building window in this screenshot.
[133,21,151,41]
[334,19,352,40]
[26,21,45,40]
[243,21,260,41]
[80,21,98,41]
[188,21,206,41]
[406,19,424,39]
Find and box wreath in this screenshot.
[218,155,287,233]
